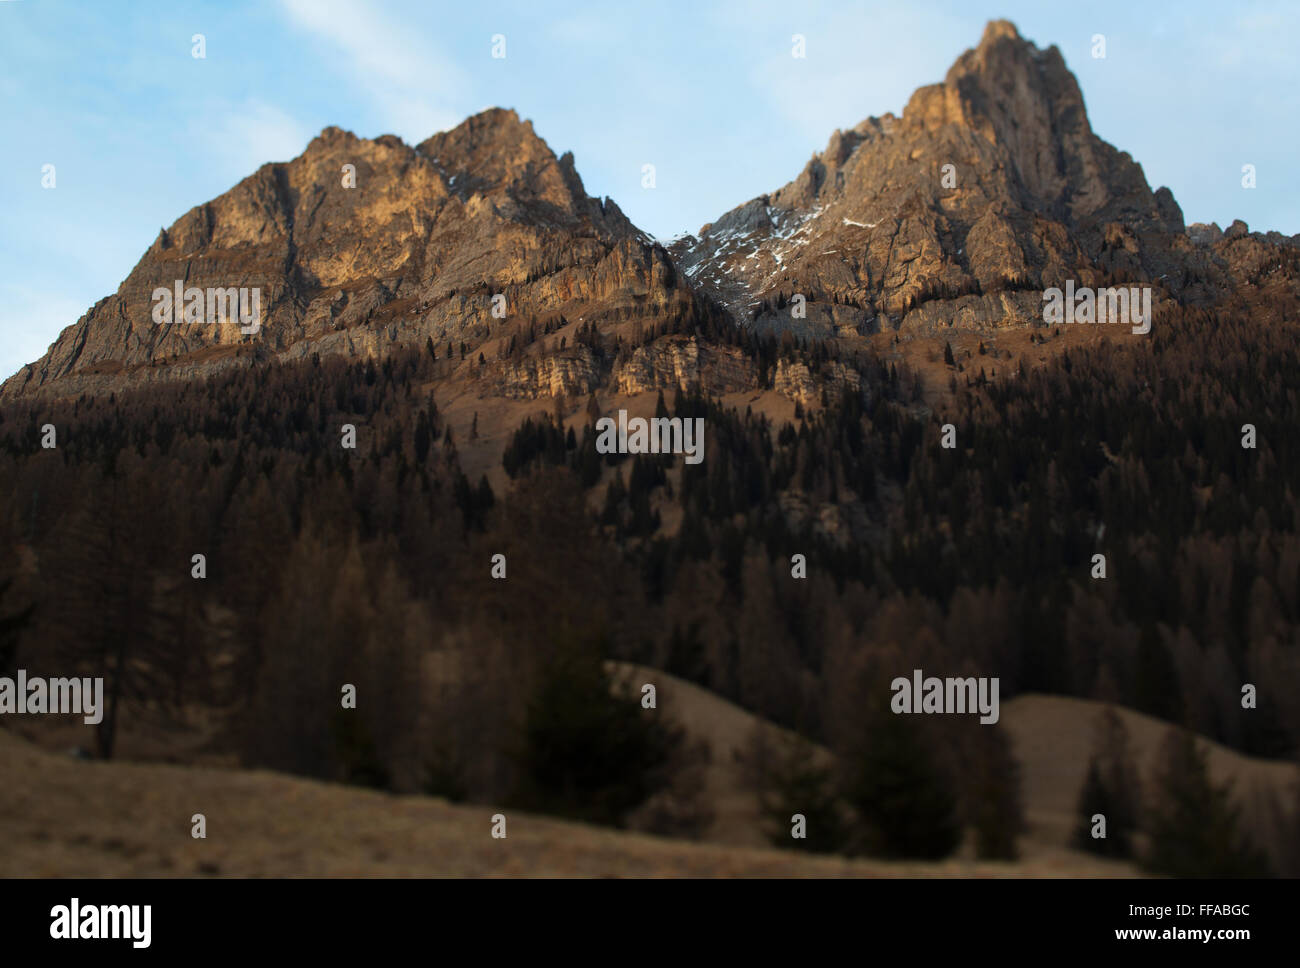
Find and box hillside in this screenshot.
[7,678,1294,877]
[2,18,1298,879]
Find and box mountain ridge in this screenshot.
[4,19,1296,402]
[670,19,1291,341]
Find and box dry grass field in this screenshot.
[10,665,1289,877]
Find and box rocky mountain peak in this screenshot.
[415,108,626,235]
[671,19,1208,336]
[4,20,1292,406]
[2,107,669,400]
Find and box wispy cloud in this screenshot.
[278,0,466,141]
[716,1,971,140]
[194,98,314,175]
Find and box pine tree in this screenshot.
[1143,728,1271,877]
[965,724,1025,860]
[1074,708,1142,858]
[1075,761,1119,853]
[247,526,352,780]
[844,705,961,859]
[45,475,187,759]
[0,577,34,681]
[511,630,682,827]
[1134,624,1182,723]
[754,729,850,854]
[413,411,432,463]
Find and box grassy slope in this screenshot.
[0,721,1130,878]
[4,667,1289,877]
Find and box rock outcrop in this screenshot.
[6,21,1297,406]
[2,110,700,400]
[672,20,1297,338]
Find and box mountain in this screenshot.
[673,19,1296,338]
[5,20,1297,405]
[5,19,1300,875]
[1,108,711,401]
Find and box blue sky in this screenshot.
[1,0,1296,381]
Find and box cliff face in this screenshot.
[479,337,759,401]
[672,20,1296,339]
[6,21,1297,406]
[1,109,700,400]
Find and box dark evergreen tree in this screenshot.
[511,631,681,827]
[1143,728,1271,877]
[1074,709,1142,858]
[844,706,961,859]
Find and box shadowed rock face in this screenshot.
[5,20,1296,401]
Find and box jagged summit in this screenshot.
[670,19,1223,337]
[415,107,635,235]
[2,107,680,399]
[4,21,1294,402]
